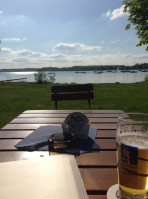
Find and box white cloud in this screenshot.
[104,10,111,17]
[2,37,27,42]
[0,11,3,14]
[103,5,128,20]
[48,53,83,63]
[53,43,102,52]
[18,49,33,56]
[125,54,148,60]
[1,46,148,69]
[6,48,47,58]
[111,5,127,20]
[0,13,32,27]
[49,53,67,59]
[1,48,49,60]
[13,58,30,63]
[1,47,14,54]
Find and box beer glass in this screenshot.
[116,113,148,199]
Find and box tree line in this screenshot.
[43,63,148,71]
[0,63,148,72]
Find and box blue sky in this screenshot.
[0,0,148,69]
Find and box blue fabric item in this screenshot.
[15,126,99,155]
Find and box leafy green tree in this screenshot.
[34,68,56,84]
[123,0,148,51]
[48,73,56,84]
[145,75,148,82]
[34,68,48,84]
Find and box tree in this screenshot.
[34,68,56,84]
[122,0,148,51]
[145,75,148,82]
[48,73,56,84]
[34,68,48,83]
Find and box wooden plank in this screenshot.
[96,130,116,138]
[10,117,117,124]
[2,123,117,130]
[76,151,117,167]
[19,113,70,118]
[0,130,116,139]
[18,113,120,118]
[23,110,124,114]
[52,92,94,101]
[89,196,106,199]
[2,123,59,130]
[52,84,93,92]
[0,78,27,82]
[0,139,116,151]
[79,168,117,193]
[0,140,21,150]
[0,131,33,138]
[95,139,116,150]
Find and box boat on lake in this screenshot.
[95,71,103,74]
[141,70,148,72]
[75,71,86,73]
[121,70,129,72]
[129,70,137,73]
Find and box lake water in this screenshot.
[0,70,148,84]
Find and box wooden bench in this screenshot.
[51,84,94,109]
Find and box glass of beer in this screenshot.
[116,113,148,199]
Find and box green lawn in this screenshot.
[0,81,148,129]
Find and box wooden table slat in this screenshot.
[76,151,117,167]
[89,196,107,199]
[10,117,118,124]
[0,130,116,139]
[18,113,121,118]
[23,110,124,114]
[0,139,116,151]
[97,130,116,138]
[95,139,116,150]
[80,168,117,193]
[0,131,33,138]
[2,123,117,130]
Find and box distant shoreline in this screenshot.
[0,63,148,72]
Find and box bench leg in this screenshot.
[55,100,57,109]
[88,99,91,109]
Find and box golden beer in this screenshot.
[117,134,148,196]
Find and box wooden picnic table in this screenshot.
[0,110,124,199]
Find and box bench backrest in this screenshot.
[51,84,94,109]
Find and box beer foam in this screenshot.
[118,135,148,149]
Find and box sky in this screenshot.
[0,0,148,69]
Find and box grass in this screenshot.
[0,81,148,129]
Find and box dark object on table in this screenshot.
[48,133,75,151]
[62,112,90,139]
